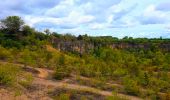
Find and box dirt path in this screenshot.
[33,77,142,100]
[35,68,53,79]
[32,68,142,100]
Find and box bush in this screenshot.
[58,93,70,100]
[0,63,21,86]
[19,73,33,88]
[113,68,127,77]
[18,48,36,66]
[54,71,70,80]
[0,46,12,60]
[123,76,140,96]
[106,95,128,100]
[1,39,22,48]
[54,66,70,80]
[137,71,150,87]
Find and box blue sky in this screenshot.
[0,0,170,38]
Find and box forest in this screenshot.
[0,16,170,100]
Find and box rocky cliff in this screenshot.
[53,39,170,54]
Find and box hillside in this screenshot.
[0,16,170,100]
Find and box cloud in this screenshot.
[138,5,169,25]
[44,0,75,18]
[80,0,122,23]
[0,0,62,16]
[89,23,106,30]
[24,16,63,27]
[156,2,170,11]
[34,22,77,31]
[67,11,95,24]
[0,0,170,38]
[109,3,137,21]
[165,25,170,31]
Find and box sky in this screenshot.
[0,0,170,38]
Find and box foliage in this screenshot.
[123,76,140,96]
[54,67,70,80]
[0,16,24,33]
[57,93,70,100]
[19,73,33,88]
[0,46,12,60]
[106,95,128,100]
[0,63,21,86]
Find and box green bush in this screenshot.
[123,76,140,96]
[113,68,127,77]
[19,73,33,88]
[18,48,36,66]
[106,95,128,100]
[54,66,70,80]
[0,63,21,86]
[56,93,70,100]
[0,46,12,60]
[137,72,150,87]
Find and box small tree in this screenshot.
[44,29,51,35]
[22,25,34,36]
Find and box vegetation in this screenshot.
[0,16,170,99]
[0,63,21,86]
[48,88,123,100]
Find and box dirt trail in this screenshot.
[33,77,141,100]
[35,68,53,79]
[71,74,123,88]
[32,68,142,100]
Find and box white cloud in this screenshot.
[24,16,67,27]
[165,25,170,31]
[138,5,170,25]
[89,23,106,30]
[144,5,166,18]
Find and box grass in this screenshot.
[19,72,34,88]
[0,61,35,98]
[0,63,21,86]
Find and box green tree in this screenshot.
[77,35,83,40]
[58,54,65,66]
[44,29,51,35]
[123,76,140,96]
[0,16,24,33]
[22,25,34,36]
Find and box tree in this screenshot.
[44,29,51,35]
[77,35,83,40]
[0,16,24,34]
[58,54,65,66]
[123,76,140,96]
[22,25,34,36]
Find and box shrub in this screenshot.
[19,73,33,88]
[137,71,150,87]
[0,46,12,60]
[106,96,127,100]
[0,63,21,86]
[56,93,70,100]
[106,92,128,100]
[54,66,70,80]
[113,68,127,77]
[18,49,36,66]
[58,54,65,66]
[123,76,140,96]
